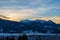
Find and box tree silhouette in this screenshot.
[5,36,9,40]
[10,36,14,40]
[39,35,42,40]
[18,35,22,40]
[21,34,28,40]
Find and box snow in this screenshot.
[0,33,60,36]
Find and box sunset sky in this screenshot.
[0,0,60,23]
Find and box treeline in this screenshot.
[0,34,28,40]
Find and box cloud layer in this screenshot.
[0,0,60,22]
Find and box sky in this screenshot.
[0,0,60,23]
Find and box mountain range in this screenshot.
[0,18,60,34]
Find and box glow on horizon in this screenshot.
[0,15,60,24]
[0,0,60,23]
[31,17,60,24]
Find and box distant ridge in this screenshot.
[0,15,19,22]
[0,18,60,34]
[0,18,19,23]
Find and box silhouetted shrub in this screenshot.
[0,37,4,40]
[2,37,4,40]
